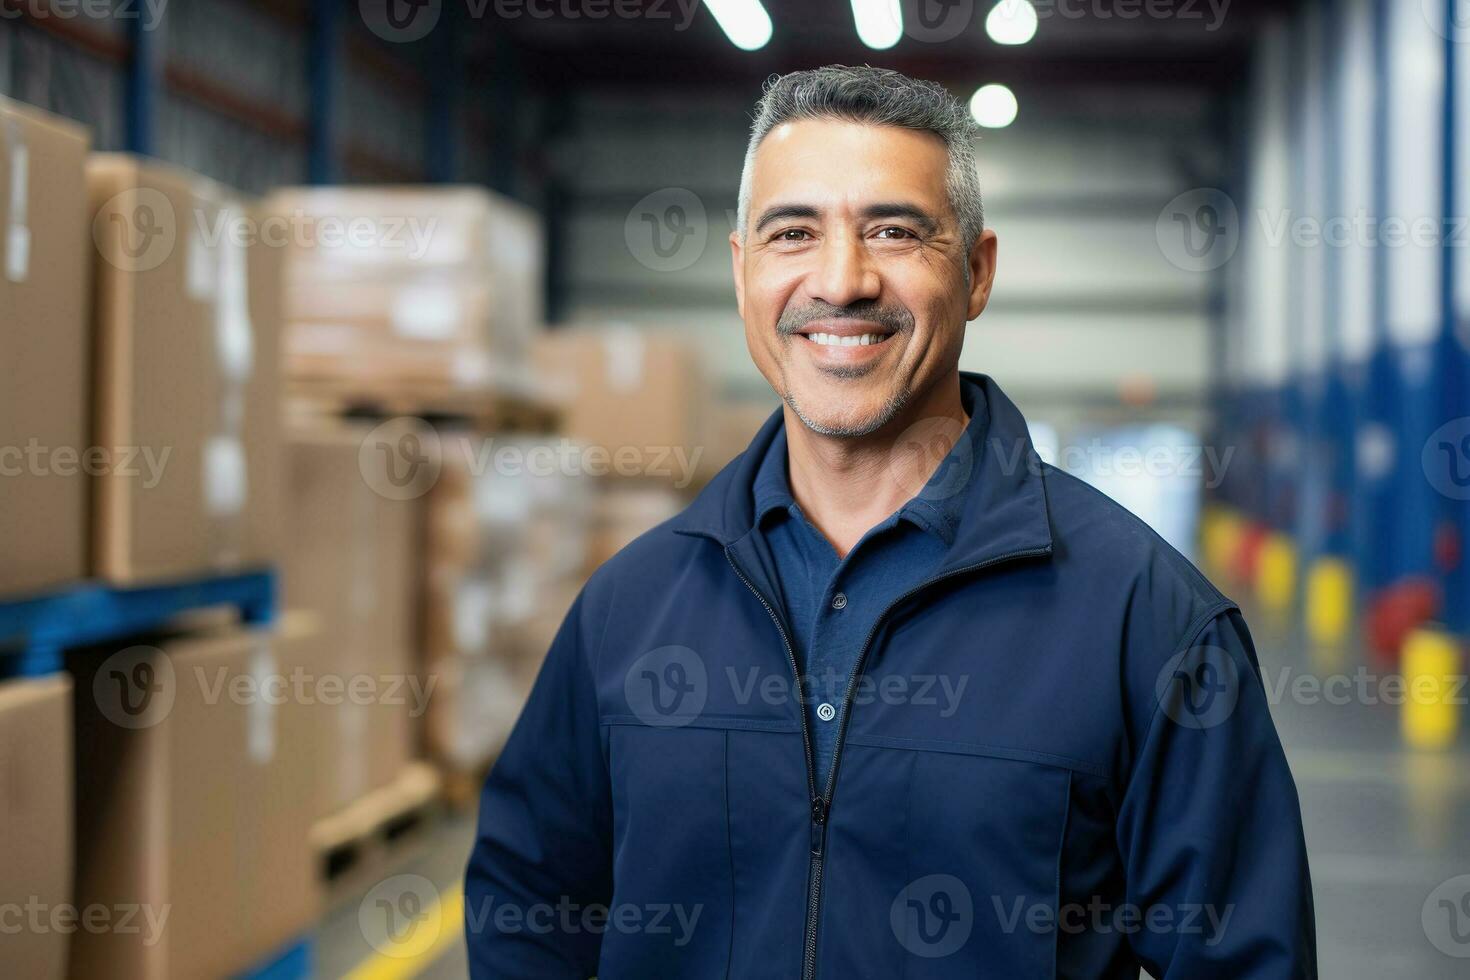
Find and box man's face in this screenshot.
[732,118,997,437]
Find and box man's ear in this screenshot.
[730,230,745,319]
[966,229,998,321]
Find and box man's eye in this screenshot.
[774,229,810,242]
[875,226,916,240]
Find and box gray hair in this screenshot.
[736,65,985,248]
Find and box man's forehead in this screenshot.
[749,118,950,204]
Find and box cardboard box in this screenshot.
[421,432,590,772]
[88,155,282,584]
[68,627,317,980]
[695,398,778,485]
[283,425,419,816]
[423,433,590,646]
[0,675,72,980]
[423,655,531,773]
[0,99,90,597]
[532,327,707,487]
[421,571,580,772]
[586,484,687,572]
[267,186,542,396]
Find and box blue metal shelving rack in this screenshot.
[0,569,276,679]
[235,934,313,980]
[1,568,311,977]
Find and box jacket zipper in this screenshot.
[726,542,1050,980]
[723,549,825,978]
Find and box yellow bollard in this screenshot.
[1304,557,1353,649]
[1255,532,1297,616]
[1200,506,1241,582]
[1401,627,1463,751]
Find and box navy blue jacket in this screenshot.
[466,373,1316,979]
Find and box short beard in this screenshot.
[784,381,910,438]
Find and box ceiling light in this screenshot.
[852,0,903,50]
[969,84,1018,128]
[986,1,1038,45]
[704,0,773,51]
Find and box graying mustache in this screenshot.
[776,306,914,336]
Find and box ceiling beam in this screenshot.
[492,45,1249,91]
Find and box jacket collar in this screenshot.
[672,372,1054,573]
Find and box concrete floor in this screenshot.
[1258,612,1470,979]
[316,611,1470,979]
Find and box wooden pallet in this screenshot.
[439,758,495,813]
[311,762,443,904]
[285,378,561,433]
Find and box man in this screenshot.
[466,65,1316,979]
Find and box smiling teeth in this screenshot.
[810,333,880,347]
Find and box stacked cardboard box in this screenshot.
[88,155,282,584]
[422,432,591,773]
[0,675,72,979]
[267,186,542,397]
[283,424,420,818]
[0,99,90,597]
[532,327,708,491]
[68,626,317,979]
[695,398,779,485]
[585,483,686,573]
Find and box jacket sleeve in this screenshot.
[1116,607,1317,978]
[464,591,613,979]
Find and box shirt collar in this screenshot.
[752,425,795,525]
[673,372,1054,573]
[749,378,986,546]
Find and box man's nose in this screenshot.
[808,234,880,309]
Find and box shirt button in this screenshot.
[831,592,848,610]
[817,702,837,722]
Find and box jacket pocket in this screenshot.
[601,723,734,980]
[819,739,1074,979]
